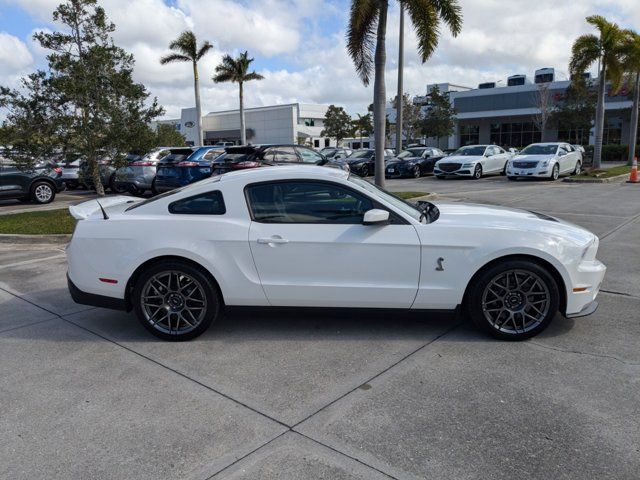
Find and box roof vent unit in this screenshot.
[507,74,527,86]
[478,82,496,89]
[535,67,555,84]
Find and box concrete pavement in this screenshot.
[1,176,639,479]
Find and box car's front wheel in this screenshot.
[473,164,483,179]
[31,181,55,204]
[360,165,369,177]
[413,165,421,178]
[467,260,559,340]
[550,164,560,180]
[133,261,221,341]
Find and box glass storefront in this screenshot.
[460,125,480,145]
[490,122,541,148]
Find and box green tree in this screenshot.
[155,124,187,147]
[392,94,423,145]
[321,105,353,144]
[347,0,462,186]
[160,31,213,146]
[352,112,373,145]
[570,15,625,168]
[212,51,264,146]
[420,86,456,147]
[621,30,640,165]
[26,0,164,195]
[549,76,596,145]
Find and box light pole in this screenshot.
[395,5,404,154]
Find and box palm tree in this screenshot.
[212,51,264,145]
[348,0,462,186]
[160,31,213,146]
[569,16,625,169]
[621,30,640,165]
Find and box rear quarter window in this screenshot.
[168,191,226,215]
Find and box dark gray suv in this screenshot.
[0,157,65,204]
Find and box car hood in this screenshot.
[513,154,555,162]
[432,202,595,245]
[390,156,420,163]
[346,157,371,164]
[437,155,481,164]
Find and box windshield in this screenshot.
[520,144,558,155]
[349,150,373,159]
[320,148,337,157]
[397,148,425,159]
[453,146,486,156]
[348,175,423,222]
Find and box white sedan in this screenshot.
[434,145,512,179]
[67,166,605,341]
[507,142,583,180]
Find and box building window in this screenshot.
[489,122,541,148]
[301,118,315,127]
[557,128,589,145]
[324,138,330,147]
[460,125,480,146]
[603,117,622,145]
[314,139,320,148]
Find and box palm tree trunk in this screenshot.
[593,64,607,169]
[193,62,203,145]
[373,1,388,187]
[628,71,640,166]
[395,5,404,156]
[239,82,246,145]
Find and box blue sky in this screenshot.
[0,0,638,119]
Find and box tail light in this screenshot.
[177,161,199,167]
[131,161,154,166]
[232,161,261,169]
[53,167,63,174]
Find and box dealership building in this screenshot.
[416,68,636,149]
[159,103,336,148]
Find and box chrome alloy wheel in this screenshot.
[140,271,208,335]
[35,184,53,203]
[481,269,551,334]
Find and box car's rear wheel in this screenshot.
[413,165,421,178]
[151,178,159,196]
[467,260,559,340]
[133,261,221,341]
[31,181,55,204]
[473,164,483,179]
[572,161,582,175]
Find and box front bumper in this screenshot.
[564,259,606,318]
[433,168,473,177]
[506,166,550,177]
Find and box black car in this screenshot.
[385,147,446,178]
[0,157,65,204]
[339,148,395,177]
[211,144,345,175]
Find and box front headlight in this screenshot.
[462,163,474,168]
[540,160,549,167]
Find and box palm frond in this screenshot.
[346,0,380,85]
[430,0,462,36]
[404,0,440,61]
[212,51,264,84]
[212,71,234,83]
[196,41,214,61]
[569,34,600,76]
[168,30,198,59]
[243,72,264,82]
[159,53,192,65]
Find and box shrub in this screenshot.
[583,144,639,162]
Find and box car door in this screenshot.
[246,180,421,308]
[486,146,501,173]
[557,145,570,173]
[493,146,509,173]
[0,158,26,198]
[562,144,578,173]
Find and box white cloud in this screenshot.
[0,31,33,70]
[2,0,637,120]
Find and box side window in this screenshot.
[262,148,277,162]
[168,191,226,215]
[296,147,324,164]
[202,150,219,161]
[246,181,374,224]
[273,147,298,163]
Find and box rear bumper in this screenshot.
[67,274,128,311]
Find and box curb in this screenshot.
[563,173,630,183]
[0,234,71,245]
[409,193,438,202]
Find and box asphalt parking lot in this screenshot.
[1,175,639,479]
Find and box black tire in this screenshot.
[572,161,582,175]
[151,178,159,196]
[467,259,559,341]
[473,164,483,179]
[109,175,128,194]
[133,260,221,341]
[30,181,55,204]
[507,176,517,181]
[360,165,369,177]
[550,164,559,181]
[413,165,421,178]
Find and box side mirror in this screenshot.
[363,209,389,226]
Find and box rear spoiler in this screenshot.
[69,196,136,220]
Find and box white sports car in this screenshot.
[67,166,605,341]
[434,145,512,179]
[506,142,583,180]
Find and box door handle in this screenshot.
[257,236,289,245]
